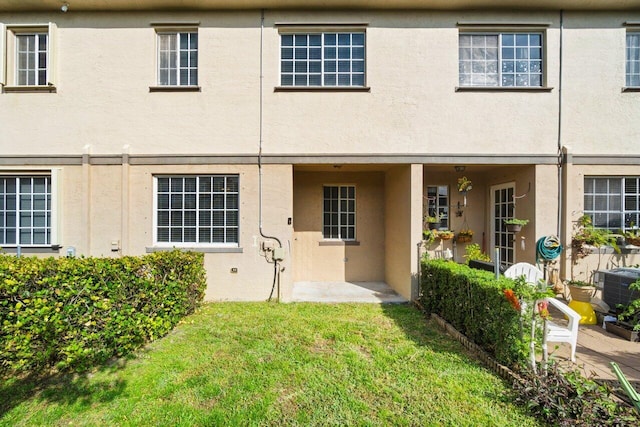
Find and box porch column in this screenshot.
[384,164,423,300]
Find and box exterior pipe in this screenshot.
[258,8,282,249]
[557,10,564,240]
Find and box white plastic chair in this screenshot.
[504,262,581,363]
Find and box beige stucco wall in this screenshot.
[560,163,640,283]
[2,10,639,159]
[562,12,640,156]
[384,164,422,299]
[292,170,385,283]
[6,162,294,301]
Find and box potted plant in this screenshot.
[504,218,529,233]
[567,279,597,303]
[425,213,442,230]
[624,227,640,247]
[456,229,473,243]
[571,214,620,259]
[606,280,640,341]
[457,176,472,193]
[438,229,454,240]
[463,243,490,264]
[422,229,439,245]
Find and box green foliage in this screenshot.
[0,250,206,377]
[617,279,640,331]
[0,303,538,426]
[504,218,529,226]
[420,259,531,367]
[463,243,490,263]
[514,362,639,426]
[571,214,620,259]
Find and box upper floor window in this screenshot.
[16,33,48,86]
[459,32,543,87]
[0,23,56,90]
[0,176,52,246]
[154,175,239,246]
[280,32,365,87]
[626,33,640,87]
[323,185,356,240]
[584,177,640,231]
[157,31,198,86]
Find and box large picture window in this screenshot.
[280,32,365,87]
[459,32,543,87]
[323,185,356,240]
[155,175,239,245]
[0,176,51,246]
[584,177,640,231]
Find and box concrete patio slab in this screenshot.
[290,281,408,303]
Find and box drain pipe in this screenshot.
[258,9,283,301]
[556,10,565,239]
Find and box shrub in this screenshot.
[0,250,206,376]
[514,363,639,426]
[420,259,530,367]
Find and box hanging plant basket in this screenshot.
[506,223,522,233]
[428,221,441,230]
[438,230,454,240]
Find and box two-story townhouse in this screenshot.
[1,0,640,301]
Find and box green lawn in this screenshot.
[1,303,538,426]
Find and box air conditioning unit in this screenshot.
[595,268,640,310]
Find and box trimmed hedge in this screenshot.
[0,250,206,376]
[420,259,529,367]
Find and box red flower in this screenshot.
[504,289,521,311]
[537,300,549,319]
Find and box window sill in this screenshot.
[3,85,57,93]
[622,87,640,92]
[146,246,242,253]
[149,86,201,92]
[455,86,553,92]
[580,244,640,254]
[274,86,371,93]
[319,240,360,246]
[1,246,61,254]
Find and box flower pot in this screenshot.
[605,321,640,342]
[568,284,596,303]
[506,224,522,233]
[456,235,472,243]
[428,221,441,230]
[627,236,640,246]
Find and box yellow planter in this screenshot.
[568,300,597,325]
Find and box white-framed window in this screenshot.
[280,32,365,87]
[15,32,48,86]
[154,175,239,246]
[1,23,57,88]
[584,177,640,231]
[459,32,543,87]
[626,33,640,87]
[426,185,449,229]
[0,175,52,246]
[157,31,198,86]
[323,185,356,240]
